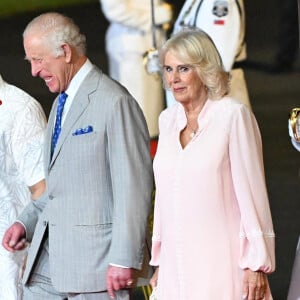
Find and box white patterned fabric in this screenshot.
[0,75,46,300]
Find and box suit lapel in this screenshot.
[50,89,89,165]
[49,67,100,168]
[46,98,58,170]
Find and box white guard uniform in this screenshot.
[100,0,173,137]
[166,0,251,108]
[288,119,300,152]
[287,119,300,300]
[0,75,46,300]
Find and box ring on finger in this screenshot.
[126,280,133,286]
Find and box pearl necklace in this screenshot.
[184,102,204,139]
[185,111,198,139]
[186,122,198,139]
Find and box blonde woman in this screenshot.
[150,29,275,300]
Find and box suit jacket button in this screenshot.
[43,221,47,226]
[49,195,54,200]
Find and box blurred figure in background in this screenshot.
[166,0,251,109]
[100,0,173,138]
[287,110,300,300]
[0,74,46,300]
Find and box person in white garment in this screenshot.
[0,74,46,300]
[287,115,300,300]
[100,0,173,137]
[166,0,251,109]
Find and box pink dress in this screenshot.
[150,98,275,300]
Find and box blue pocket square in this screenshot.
[72,125,93,136]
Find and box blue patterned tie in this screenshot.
[51,92,68,156]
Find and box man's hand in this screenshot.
[2,222,26,252]
[106,265,133,299]
[243,269,268,300]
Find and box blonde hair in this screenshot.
[23,12,86,57]
[160,28,230,99]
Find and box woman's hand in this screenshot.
[150,267,159,289]
[242,269,268,300]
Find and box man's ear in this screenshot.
[61,43,72,63]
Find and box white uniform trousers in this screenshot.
[287,236,300,300]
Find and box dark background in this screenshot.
[0,1,299,299]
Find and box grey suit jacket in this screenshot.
[18,66,154,293]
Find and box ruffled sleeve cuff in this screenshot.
[239,229,276,273]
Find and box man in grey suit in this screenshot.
[2,12,153,300]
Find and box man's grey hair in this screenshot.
[23,12,86,57]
